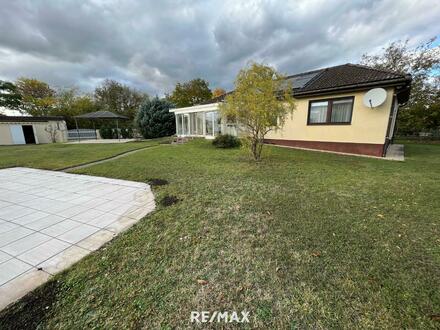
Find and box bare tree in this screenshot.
[45,123,60,143]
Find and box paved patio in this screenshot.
[0,167,155,310]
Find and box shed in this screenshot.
[0,115,68,145]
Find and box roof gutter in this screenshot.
[0,116,65,123]
[169,102,220,114]
[293,77,411,98]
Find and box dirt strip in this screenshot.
[59,145,160,172]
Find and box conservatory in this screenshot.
[169,103,237,139]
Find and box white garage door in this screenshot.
[9,125,26,145]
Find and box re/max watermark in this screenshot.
[190,311,250,323]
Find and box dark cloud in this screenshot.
[0,0,439,95]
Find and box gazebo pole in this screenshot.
[116,119,120,141]
[75,117,80,143]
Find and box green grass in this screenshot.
[1,140,439,329]
[0,138,169,170]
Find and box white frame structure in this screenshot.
[170,103,223,139]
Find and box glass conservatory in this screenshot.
[170,103,237,139]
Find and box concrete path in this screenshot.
[65,139,137,144]
[0,167,155,310]
[385,144,405,161]
[59,145,158,171]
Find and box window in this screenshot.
[308,97,354,125]
[189,113,197,135]
[182,114,189,135]
[205,111,214,136]
[309,101,328,124]
[196,112,204,135]
[213,111,221,135]
[176,114,182,135]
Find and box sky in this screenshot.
[0,0,439,96]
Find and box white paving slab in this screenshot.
[0,259,32,286]
[1,232,52,256]
[0,227,33,247]
[0,167,155,311]
[41,219,83,237]
[0,221,20,234]
[0,251,12,264]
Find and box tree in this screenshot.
[94,79,147,120]
[167,78,212,107]
[52,87,98,128]
[397,83,440,134]
[15,78,56,116]
[136,97,175,139]
[45,123,61,143]
[212,87,226,98]
[220,63,295,161]
[0,80,21,109]
[361,38,440,135]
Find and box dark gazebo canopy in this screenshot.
[75,110,128,120]
[73,111,128,141]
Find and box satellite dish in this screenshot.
[363,88,387,108]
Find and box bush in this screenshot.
[99,125,115,139]
[136,97,175,139]
[212,134,241,148]
[120,126,133,138]
[99,125,134,139]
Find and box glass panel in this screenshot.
[213,111,221,135]
[223,123,237,136]
[182,114,189,135]
[331,99,353,123]
[190,113,197,135]
[176,114,182,135]
[205,112,213,136]
[196,112,204,135]
[309,101,328,123]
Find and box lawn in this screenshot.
[0,138,169,170]
[1,140,439,329]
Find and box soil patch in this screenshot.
[160,195,179,207]
[148,178,169,186]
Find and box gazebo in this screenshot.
[74,111,128,142]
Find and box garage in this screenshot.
[0,115,68,145]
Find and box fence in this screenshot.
[396,129,440,142]
[67,129,97,140]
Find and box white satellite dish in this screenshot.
[363,88,387,108]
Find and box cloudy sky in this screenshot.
[0,0,439,96]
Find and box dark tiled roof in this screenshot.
[294,63,411,96]
[201,63,411,104]
[0,116,65,123]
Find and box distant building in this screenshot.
[170,63,411,157]
[0,115,68,145]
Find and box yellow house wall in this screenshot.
[266,88,395,145]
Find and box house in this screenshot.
[0,115,68,145]
[169,64,411,157]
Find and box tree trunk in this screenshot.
[256,138,264,160]
[251,136,264,161]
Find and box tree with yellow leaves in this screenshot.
[219,63,295,161]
